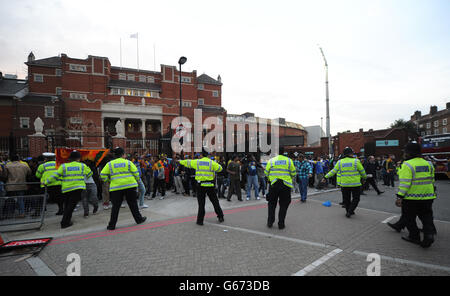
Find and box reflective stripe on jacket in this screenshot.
[325,157,366,187]
[46,162,92,193]
[36,161,61,187]
[264,155,296,188]
[179,157,222,187]
[397,158,436,200]
[100,158,139,192]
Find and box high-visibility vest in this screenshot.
[36,161,61,187]
[180,157,222,187]
[325,157,366,187]
[398,157,436,200]
[100,158,139,192]
[264,155,296,188]
[46,162,92,193]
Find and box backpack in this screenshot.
[157,166,165,180]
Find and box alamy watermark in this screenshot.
[170,110,280,156]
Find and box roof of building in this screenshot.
[197,74,222,86]
[226,113,305,130]
[0,77,28,97]
[111,66,160,75]
[108,79,161,91]
[25,56,62,67]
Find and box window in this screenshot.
[20,117,30,129]
[181,101,192,107]
[212,90,219,97]
[434,120,439,127]
[443,127,448,134]
[198,84,204,90]
[68,131,83,144]
[421,131,426,136]
[426,122,431,129]
[426,130,431,135]
[119,73,126,80]
[56,87,62,95]
[147,76,155,83]
[119,89,126,95]
[45,106,54,118]
[198,98,204,105]
[434,128,439,135]
[111,88,119,95]
[55,69,62,76]
[443,118,448,126]
[34,74,43,82]
[181,76,191,83]
[127,74,135,81]
[69,64,87,72]
[70,93,87,100]
[139,75,146,82]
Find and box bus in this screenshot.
[419,133,450,178]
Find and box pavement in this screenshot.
[1,179,449,276]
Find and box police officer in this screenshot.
[100,147,147,231]
[265,148,297,229]
[324,147,367,218]
[45,150,92,229]
[36,152,63,215]
[179,150,224,226]
[395,142,437,248]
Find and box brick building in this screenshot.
[410,103,450,136]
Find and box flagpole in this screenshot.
[137,33,139,71]
[120,38,122,68]
[153,43,156,71]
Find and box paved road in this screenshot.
[1,180,449,276]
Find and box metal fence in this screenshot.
[125,139,160,156]
[0,183,47,232]
[0,136,30,158]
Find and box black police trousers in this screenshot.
[267,180,292,227]
[403,199,436,239]
[108,188,144,228]
[341,186,361,214]
[61,189,82,228]
[196,185,224,224]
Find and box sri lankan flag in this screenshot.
[55,148,110,168]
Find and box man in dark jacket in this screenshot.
[363,156,384,195]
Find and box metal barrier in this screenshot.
[0,183,47,232]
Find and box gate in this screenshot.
[0,135,29,158]
[125,139,160,156]
[46,133,113,151]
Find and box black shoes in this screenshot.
[227,199,231,202]
[56,211,63,216]
[377,191,384,195]
[267,223,273,228]
[61,222,73,229]
[278,224,285,230]
[387,222,402,233]
[107,225,115,231]
[196,222,204,226]
[421,234,434,248]
[93,206,98,214]
[218,217,224,223]
[137,217,147,225]
[345,212,352,218]
[401,235,421,245]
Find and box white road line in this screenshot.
[381,216,397,224]
[293,248,343,276]
[353,251,450,273]
[26,256,56,276]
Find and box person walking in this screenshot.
[296,154,313,203]
[173,155,184,195]
[35,152,63,215]
[394,142,437,248]
[385,155,396,187]
[362,156,384,195]
[81,160,99,217]
[179,150,224,225]
[265,148,297,229]
[152,155,166,200]
[45,151,92,228]
[5,154,31,218]
[226,155,242,202]
[100,147,147,231]
[324,147,367,218]
[245,155,260,200]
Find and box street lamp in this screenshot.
[318,46,332,157]
[178,56,187,147]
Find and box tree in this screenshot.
[390,119,419,140]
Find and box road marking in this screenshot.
[205,222,330,248]
[293,248,343,276]
[381,216,397,224]
[353,250,450,273]
[26,256,56,276]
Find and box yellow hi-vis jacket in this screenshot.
[397,157,436,200]
[45,161,92,193]
[264,155,296,188]
[36,161,61,187]
[325,157,366,187]
[180,157,222,187]
[100,158,139,192]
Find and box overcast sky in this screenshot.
[1,0,449,135]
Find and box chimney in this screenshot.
[430,106,438,115]
[217,75,222,83]
[446,102,450,110]
[0,72,2,80]
[359,128,363,132]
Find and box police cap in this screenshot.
[343,147,354,156]
[404,142,421,156]
[69,150,81,160]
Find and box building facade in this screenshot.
[410,103,450,137]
